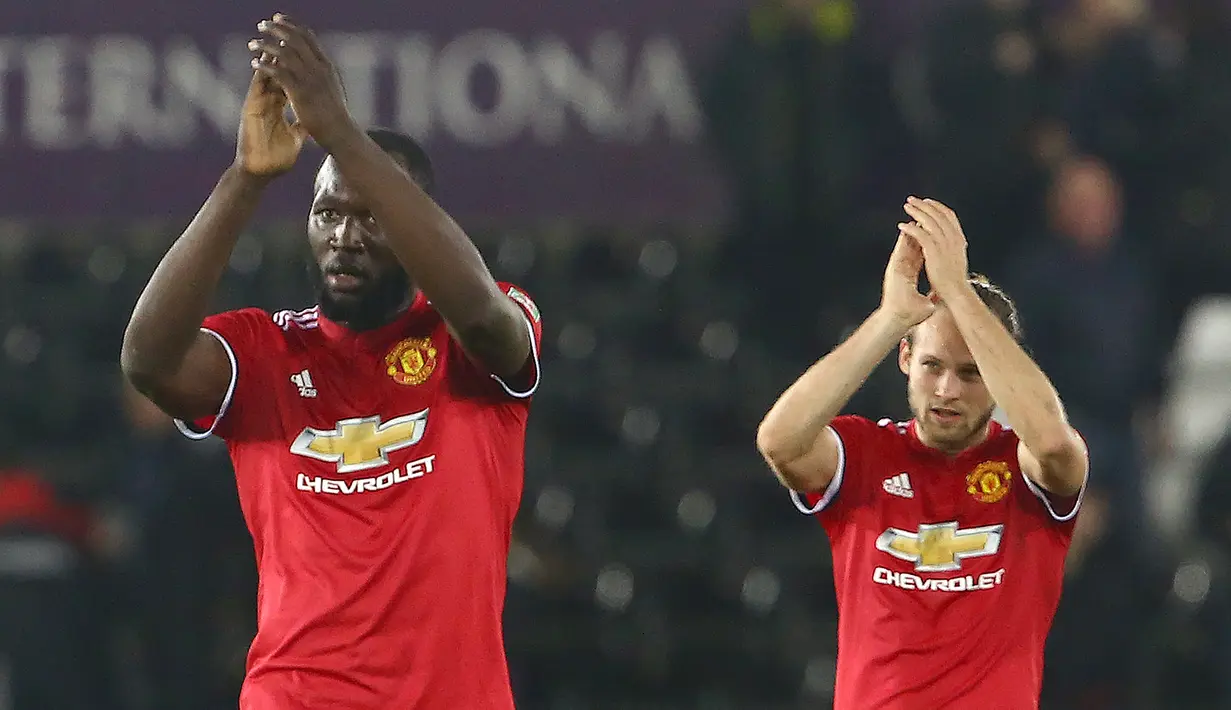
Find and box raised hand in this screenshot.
[898,197,970,297]
[880,229,936,329]
[234,66,305,178]
[248,14,357,153]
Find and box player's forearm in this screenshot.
[943,284,1073,454]
[757,308,907,462]
[322,128,504,332]
[121,166,266,381]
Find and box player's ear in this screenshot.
[898,338,912,376]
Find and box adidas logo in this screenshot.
[291,369,317,398]
[883,473,914,499]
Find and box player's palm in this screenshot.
[235,72,305,178]
[882,231,935,327]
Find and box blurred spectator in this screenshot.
[700,0,908,355]
[0,467,115,710]
[1052,0,1171,245]
[112,382,247,710]
[908,0,1058,278]
[1194,431,1231,707]
[1150,0,1231,341]
[1041,484,1165,710]
[1057,0,1231,347]
[1006,156,1165,531]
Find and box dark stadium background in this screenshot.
[0,1,1229,708]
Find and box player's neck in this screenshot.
[324,290,416,332]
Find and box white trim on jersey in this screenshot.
[489,309,541,399]
[879,418,908,434]
[274,306,320,331]
[790,426,846,515]
[1021,458,1089,522]
[173,328,239,440]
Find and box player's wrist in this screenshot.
[312,116,366,156]
[225,162,278,189]
[870,307,915,341]
[936,279,980,308]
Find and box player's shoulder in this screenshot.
[829,416,916,467]
[831,414,911,439]
[203,305,322,350]
[203,305,319,329]
[988,419,1023,450]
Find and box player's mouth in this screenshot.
[324,266,368,293]
[930,407,962,424]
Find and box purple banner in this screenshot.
[0,2,749,223]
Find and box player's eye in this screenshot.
[315,208,341,222]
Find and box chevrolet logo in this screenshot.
[290,410,429,473]
[875,522,1003,573]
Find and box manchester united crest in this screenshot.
[385,336,438,386]
[966,461,1012,504]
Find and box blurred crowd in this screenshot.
[0,0,1229,708]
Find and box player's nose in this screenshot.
[933,370,962,399]
[329,219,366,251]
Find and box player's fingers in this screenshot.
[903,202,942,238]
[242,70,266,105]
[924,199,963,237]
[912,202,955,244]
[272,12,305,28]
[920,200,960,242]
[248,38,291,62]
[926,199,957,223]
[269,15,324,63]
[902,230,925,257]
[896,232,926,271]
[908,197,943,222]
[891,228,922,257]
[268,81,289,109]
[258,18,294,42]
[257,19,310,66]
[242,63,285,109]
[251,56,293,89]
[272,13,329,62]
[283,97,310,140]
[916,202,952,237]
[888,230,909,262]
[897,221,933,248]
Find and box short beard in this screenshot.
[909,390,996,454]
[310,265,412,331]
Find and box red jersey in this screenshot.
[793,415,1086,710]
[175,284,542,710]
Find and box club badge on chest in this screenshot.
[966,461,1012,504]
[386,336,438,386]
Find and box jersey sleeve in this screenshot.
[1018,429,1090,525]
[485,283,543,400]
[788,414,881,519]
[173,308,280,442]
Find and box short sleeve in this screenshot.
[487,283,543,400]
[789,414,881,519]
[173,308,279,442]
[1019,429,1090,525]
